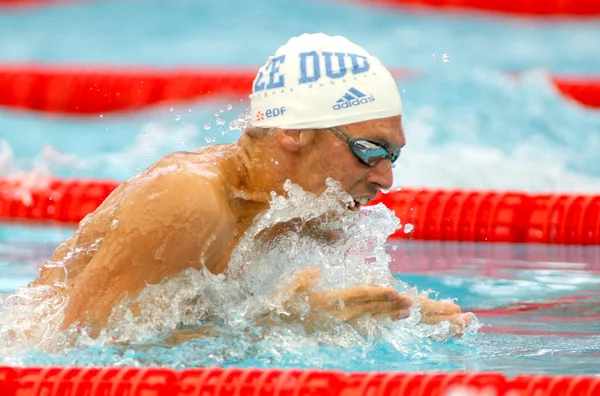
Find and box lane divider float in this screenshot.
[1,365,599,396]
[1,177,598,245]
[0,65,598,115]
[362,0,600,17]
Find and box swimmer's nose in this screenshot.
[366,159,394,191]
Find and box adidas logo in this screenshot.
[333,87,375,111]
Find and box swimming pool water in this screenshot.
[0,0,599,377]
[2,0,600,73]
[1,0,600,191]
[1,225,599,375]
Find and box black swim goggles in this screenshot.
[328,127,401,167]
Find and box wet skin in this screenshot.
[30,115,471,338]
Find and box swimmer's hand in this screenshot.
[417,298,473,336]
[280,267,412,330]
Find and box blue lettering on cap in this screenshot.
[257,51,370,91]
[266,55,286,89]
[266,106,287,118]
[253,70,266,92]
[323,52,347,79]
[299,51,321,84]
[348,54,370,74]
[254,55,287,92]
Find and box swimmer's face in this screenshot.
[308,115,405,209]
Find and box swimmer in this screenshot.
[30,33,472,338]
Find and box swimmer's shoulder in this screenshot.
[105,145,236,217]
[79,147,235,241]
[151,144,235,173]
[123,147,233,205]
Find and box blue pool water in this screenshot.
[0,0,599,377]
[1,224,599,375]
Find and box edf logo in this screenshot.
[254,52,370,92]
[256,106,286,121]
[266,106,286,118]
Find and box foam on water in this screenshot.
[0,178,480,367]
[394,68,600,193]
[0,101,244,182]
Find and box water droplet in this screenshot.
[205,137,211,143]
[188,108,192,113]
[170,108,174,112]
[392,245,398,251]
[432,53,437,62]
[402,89,406,93]
[214,113,219,117]
[180,140,186,145]
[136,166,140,170]
[404,223,414,233]
[211,137,216,142]
[391,163,396,169]
[381,188,390,194]
[442,54,450,62]
[111,219,118,229]
[227,104,232,110]
[175,114,181,121]
[144,132,148,137]
[204,123,211,130]
[274,160,279,165]
[215,117,225,125]
[219,109,224,113]
[99,114,103,118]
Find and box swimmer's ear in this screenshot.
[275,128,315,152]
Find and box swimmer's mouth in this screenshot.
[350,197,371,211]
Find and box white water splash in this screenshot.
[0,178,480,366]
[395,107,600,193]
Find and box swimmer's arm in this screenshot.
[62,171,234,335]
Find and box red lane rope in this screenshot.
[472,300,600,317]
[2,0,600,16]
[0,65,257,115]
[1,177,599,245]
[0,365,598,396]
[362,0,600,16]
[552,76,600,109]
[372,188,600,245]
[0,176,118,225]
[0,65,598,115]
[0,0,73,5]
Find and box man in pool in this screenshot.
[31,33,472,338]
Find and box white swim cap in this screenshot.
[249,33,402,129]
